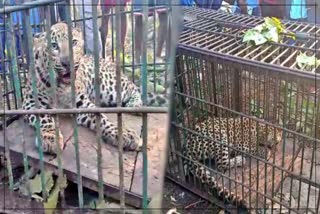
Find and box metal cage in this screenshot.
[0,0,182,211]
[167,7,320,213]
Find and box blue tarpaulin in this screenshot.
[1,0,42,72]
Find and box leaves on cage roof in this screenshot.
[242,29,267,46]
[243,17,295,46]
[296,52,320,72]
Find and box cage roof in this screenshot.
[180,7,320,79]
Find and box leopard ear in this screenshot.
[73,27,82,33]
[34,32,46,39]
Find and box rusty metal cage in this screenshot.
[167,7,320,213]
[0,0,182,211]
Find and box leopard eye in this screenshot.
[72,40,78,46]
[52,42,59,50]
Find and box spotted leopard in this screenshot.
[183,116,283,207]
[22,22,169,155]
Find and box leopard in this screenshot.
[22,22,169,155]
[182,116,283,207]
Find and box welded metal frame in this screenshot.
[167,7,320,213]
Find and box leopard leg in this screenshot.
[22,90,64,154]
[124,85,169,108]
[214,143,245,171]
[75,93,142,151]
[186,157,247,208]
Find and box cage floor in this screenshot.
[0,113,168,208]
[216,138,302,209]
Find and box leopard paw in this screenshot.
[37,130,65,154]
[122,128,142,151]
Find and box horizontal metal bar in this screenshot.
[165,175,240,214]
[184,6,320,29]
[196,15,319,40]
[177,45,320,80]
[0,0,64,14]
[171,122,320,190]
[166,159,308,214]
[175,91,320,143]
[1,2,168,15]
[4,149,148,208]
[0,107,168,115]
[168,146,312,213]
[183,25,320,54]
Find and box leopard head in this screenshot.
[42,22,84,85]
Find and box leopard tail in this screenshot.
[189,161,248,209]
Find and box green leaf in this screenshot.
[19,170,54,197]
[88,199,109,210]
[264,17,285,33]
[43,187,59,214]
[243,29,268,45]
[43,175,68,214]
[253,23,265,32]
[96,200,109,210]
[147,82,165,93]
[296,52,320,71]
[263,27,279,43]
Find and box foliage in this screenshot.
[250,99,264,118]
[43,175,68,214]
[243,17,295,46]
[296,52,320,72]
[18,170,54,200]
[88,199,110,210]
[17,169,68,214]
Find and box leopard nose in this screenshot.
[60,57,70,68]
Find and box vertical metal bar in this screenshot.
[289,80,300,214]
[131,2,135,83]
[65,1,84,208]
[248,68,253,208]
[92,0,105,205]
[23,7,47,201]
[305,90,315,213]
[115,2,125,212]
[152,0,156,93]
[3,11,14,190]
[262,70,268,210]
[297,89,306,210]
[14,3,32,200]
[44,4,65,207]
[255,69,261,210]
[141,0,149,210]
[315,87,320,214]
[175,55,188,182]
[81,0,87,53]
[279,79,289,213]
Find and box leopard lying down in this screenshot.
[183,116,283,207]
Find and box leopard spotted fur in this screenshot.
[183,116,283,207]
[22,22,168,155]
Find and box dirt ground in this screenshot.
[0,151,219,214]
[162,180,221,214]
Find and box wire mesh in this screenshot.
[1,0,181,211]
[167,7,320,213]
